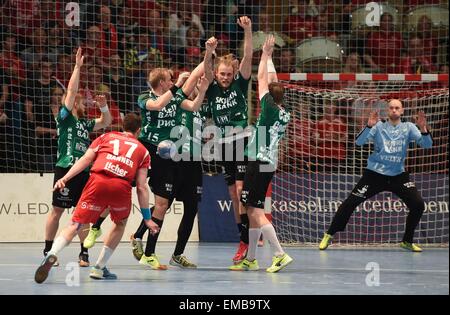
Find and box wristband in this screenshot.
[141,208,151,220]
[267,58,276,73]
[100,105,109,113]
[170,85,180,96]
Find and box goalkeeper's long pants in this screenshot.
[327,169,425,243]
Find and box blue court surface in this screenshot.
[0,243,447,295]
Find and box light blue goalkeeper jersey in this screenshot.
[356,120,433,176]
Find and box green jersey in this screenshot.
[245,93,291,165]
[176,107,206,159]
[55,106,96,169]
[137,89,186,145]
[206,72,249,136]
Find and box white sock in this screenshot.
[247,228,262,261]
[96,246,114,269]
[48,236,69,256]
[261,224,284,257]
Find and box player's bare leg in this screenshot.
[89,218,127,280]
[139,195,169,270]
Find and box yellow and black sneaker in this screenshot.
[266,253,293,273]
[169,255,197,269]
[400,242,423,252]
[229,258,259,271]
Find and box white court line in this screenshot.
[407,283,426,286]
[246,281,264,284]
[280,282,296,284]
[301,267,449,274]
[311,282,329,285]
[343,283,361,285]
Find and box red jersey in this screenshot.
[89,132,150,184]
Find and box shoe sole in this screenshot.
[169,260,197,269]
[90,273,117,280]
[130,236,144,261]
[139,261,168,270]
[79,260,90,267]
[35,254,57,284]
[400,245,422,253]
[229,268,259,271]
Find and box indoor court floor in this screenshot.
[0,243,447,295]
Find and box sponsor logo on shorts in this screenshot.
[80,202,102,211]
[60,188,70,197]
[403,182,415,188]
[165,183,173,192]
[352,185,369,198]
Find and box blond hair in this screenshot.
[148,68,171,90]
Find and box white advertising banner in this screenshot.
[0,174,199,242]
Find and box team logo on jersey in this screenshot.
[81,202,87,209]
[60,188,70,197]
[352,185,369,198]
[403,182,415,188]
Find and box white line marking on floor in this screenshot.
[311,282,329,285]
[343,283,361,285]
[280,282,296,284]
[407,283,426,286]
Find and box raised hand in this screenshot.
[367,110,379,127]
[176,72,191,87]
[205,37,218,53]
[237,16,252,31]
[262,35,275,56]
[75,47,85,68]
[94,94,107,108]
[416,110,428,132]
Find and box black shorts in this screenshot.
[144,141,178,200]
[240,161,274,209]
[174,161,203,202]
[218,136,249,186]
[52,166,89,208]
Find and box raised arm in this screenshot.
[93,94,112,131]
[237,16,253,80]
[203,37,217,84]
[355,110,378,146]
[180,76,210,112]
[258,35,275,97]
[181,37,217,97]
[145,72,190,111]
[65,47,84,111]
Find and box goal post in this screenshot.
[271,73,448,246]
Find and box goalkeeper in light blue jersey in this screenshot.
[319,99,432,252]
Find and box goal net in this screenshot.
[274,76,449,245]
